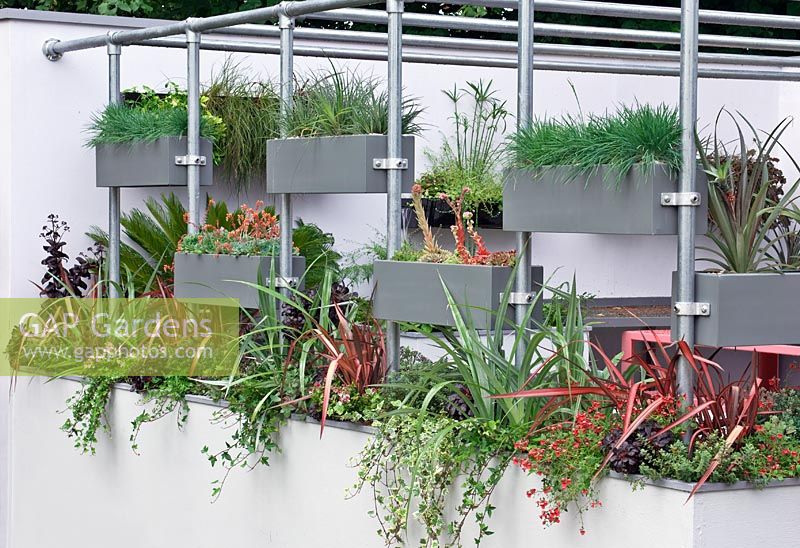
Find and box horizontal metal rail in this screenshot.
[43,0,378,57]
[212,24,800,68]
[443,0,800,31]
[307,8,800,52]
[139,37,800,80]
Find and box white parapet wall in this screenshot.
[6,378,800,548]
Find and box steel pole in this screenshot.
[279,12,295,300]
[107,38,121,299]
[186,24,202,233]
[676,0,699,408]
[385,0,404,372]
[514,0,534,367]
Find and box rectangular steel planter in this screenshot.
[173,253,305,309]
[671,271,800,347]
[96,136,213,188]
[372,260,543,328]
[503,164,708,235]
[266,135,415,194]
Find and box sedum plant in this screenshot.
[698,111,800,273]
[89,194,339,295]
[177,200,286,257]
[508,102,681,186]
[284,67,423,137]
[396,184,516,266]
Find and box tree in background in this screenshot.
[2,0,799,53]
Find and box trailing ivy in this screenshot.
[350,413,523,547]
[61,377,118,454]
[129,376,195,454]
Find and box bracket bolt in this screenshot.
[691,195,699,203]
[663,196,672,204]
[700,305,709,314]
[375,161,382,167]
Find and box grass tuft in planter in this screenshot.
[88,101,220,188]
[173,201,304,308]
[674,112,800,346]
[373,185,543,328]
[503,101,708,235]
[508,102,681,184]
[266,68,423,194]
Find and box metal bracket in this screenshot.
[278,13,295,29]
[275,277,298,289]
[373,158,408,170]
[42,39,62,62]
[175,155,207,166]
[507,292,535,305]
[661,192,701,206]
[386,0,405,13]
[673,302,711,316]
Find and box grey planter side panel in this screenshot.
[174,253,305,309]
[503,164,708,235]
[96,136,213,188]
[671,272,800,347]
[372,260,543,329]
[266,135,415,194]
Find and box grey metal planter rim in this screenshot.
[503,163,708,235]
[608,472,800,493]
[266,134,416,194]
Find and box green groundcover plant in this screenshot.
[508,101,681,186]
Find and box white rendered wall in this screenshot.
[1,10,798,301]
[8,378,800,548]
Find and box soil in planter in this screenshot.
[586,304,672,320]
[402,197,503,230]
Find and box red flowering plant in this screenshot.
[177,200,292,257]
[395,184,515,266]
[494,337,791,532]
[513,400,611,534]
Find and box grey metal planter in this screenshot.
[173,253,306,309]
[96,136,213,188]
[372,260,544,328]
[266,135,415,194]
[671,271,800,347]
[503,164,708,235]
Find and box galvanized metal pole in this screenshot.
[385,0,404,371]
[137,36,800,79]
[676,0,699,406]
[107,37,121,299]
[279,12,295,298]
[186,23,202,233]
[514,0,534,367]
